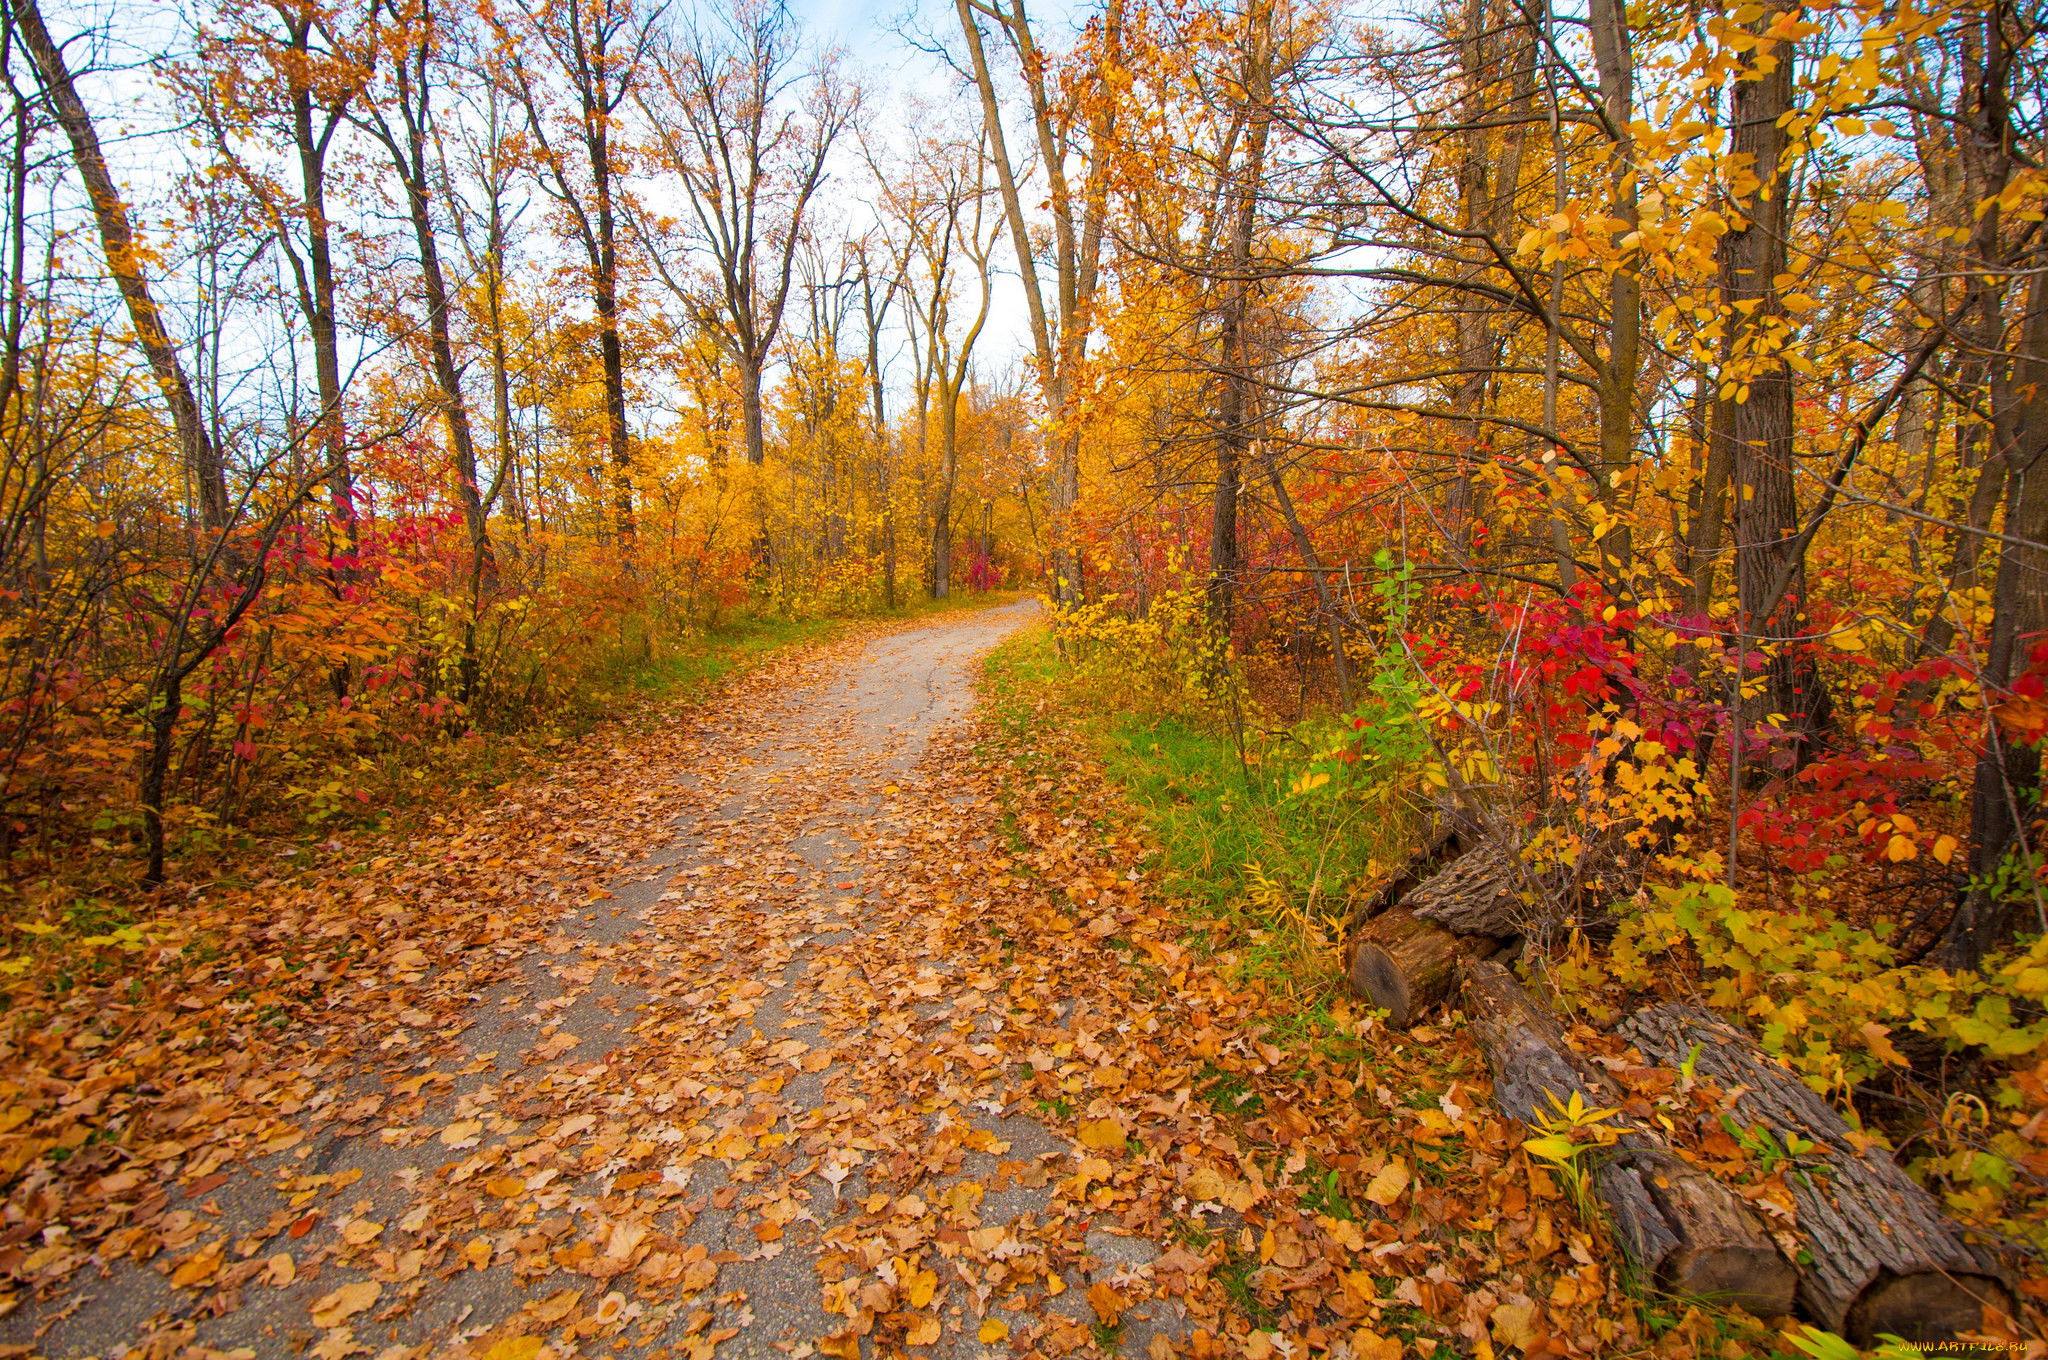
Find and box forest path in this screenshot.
[9,596,1194,1360]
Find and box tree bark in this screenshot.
[1622,1004,2011,1342]
[1464,961,1798,1318]
[1936,1,2047,967]
[1586,0,1639,598]
[1723,1,1832,768]
[952,0,1119,614]
[1942,270,2048,966]
[1406,837,1528,936]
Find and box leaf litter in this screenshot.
[0,604,1751,1358]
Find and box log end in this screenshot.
[1844,1269,2012,1346]
[1350,942,1416,1027]
[1659,1243,1799,1322]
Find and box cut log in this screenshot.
[1408,839,1528,937]
[1349,907,1499,1026]
[1622,1004,2011,1344]
[1463,960,1798,1317]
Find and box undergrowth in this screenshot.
[981,609,1423,1003]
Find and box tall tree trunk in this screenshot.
[1723,0,1830,768]
[592,127,633,546]
[952,0,1120,615]
[933,390,958,599]
[1209,1,1271,625]
[1587,0,1638,598]
[289,37,353,542]
[1940,1,2045,966]
[1258,442,1354,707]
[15,0,230,529]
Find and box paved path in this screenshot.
[8,599,1188,1360]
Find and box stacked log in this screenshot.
[1622,1004,2012,1344]
[1347,909,1499,1027]
[1350,839,1523,1025]
[1463,960,1799,1317]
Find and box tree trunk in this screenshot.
[1941,262,2048,966]
[933,387,959,599]
[1936,4,2045,968]
[1344,819,1465,934]
[1622,1004,2011,1342]
[1723,2,1831,768]
[16,0,230,530]
[291,61,353,541]
[1256,442,1353,706]
[1586,0,1638,598]
[1464,961,1798,1318]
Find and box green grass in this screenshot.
[981,620,1424,997]
[612,614,844,701]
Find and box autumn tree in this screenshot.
[181,0,380,542]
[953,0,1123,610]
[496,0,650,546]
[636,0,850,472]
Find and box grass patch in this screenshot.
[981,619,1422,997]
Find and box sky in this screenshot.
[42,0,1085,419]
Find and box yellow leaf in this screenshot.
[265,1253,295,1287]
[1859,1021,1908,1067]
[482,1340,544,1360]
[1363,1160,1409,1207]
[309,1280,380,1327]
[1492,1301,1540,1349]
[440,1119,484,1148]
[1932,834,1959,865]
[485,1176,526,1200]
[340,1219,382,1247]
[529,1287,582,1323]
[169,1245,224,1288]
[463,1237,494,1270]
[1319,1214,1366,1252]
[906,1267,938,1309]
[1077,1118,1126,1151]
[1886,833,1918,863]
[1087,1279,1124,1325]
[978,1317,1009,1343]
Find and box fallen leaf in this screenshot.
[440,1119,485,1149]
[978,1318,1009,1344]
[265,1253,296,1287]
[1086,1279,1124,1325]
[1319,1214,1366,1252]
[485,1175,526,1199]
[1077,1117,1126,1151]
[1364,1159,1409,1207]
[1492,1300,1540,1350]
[529,1287,582,1323]
[308,1280,380,1328]
[481,1340,545,1360]
[169,1244,224,1289]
